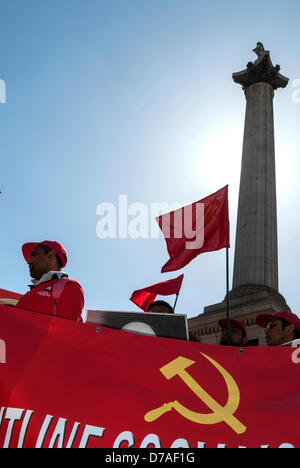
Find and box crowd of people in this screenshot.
[13,239,300,348]
[146,299,300,347]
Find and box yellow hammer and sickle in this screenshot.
[205,199,221,223]
[144,353,246,435]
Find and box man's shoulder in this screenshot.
[47,276,82,288]
[31,277,84,298]
[60,278,84,296]
[63,278,83,288]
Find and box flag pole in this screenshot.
[226,247,231,345]
[173,294,179,312]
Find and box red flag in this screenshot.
[157,186,229,273]
[130,274,184,311]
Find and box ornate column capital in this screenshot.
[232,42,289,91]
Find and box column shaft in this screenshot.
[233,82,278,290]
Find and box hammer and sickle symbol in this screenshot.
[144,353,246,435]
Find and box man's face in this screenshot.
[220,326,244,346]
[28,245,52,280]
[264,318,292,346]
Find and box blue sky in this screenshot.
[1,0,300,319]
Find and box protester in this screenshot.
[17,240,84,321]
[218,318,248,347]
[147,300,174,314]
[256,311,300,346]
[146,300,201,342]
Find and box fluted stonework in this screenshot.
[232,82,278,290]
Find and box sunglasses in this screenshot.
[264,321,282,331]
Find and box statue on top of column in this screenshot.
[232,42,289,91]
[253,42,265,58]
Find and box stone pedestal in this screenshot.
[188,285,290,345]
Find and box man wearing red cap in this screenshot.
[256,311,300,346]
[17,241,84,321]
[218,318,248,347]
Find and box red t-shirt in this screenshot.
[17,279,84,322]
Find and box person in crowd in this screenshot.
[256,311,300,346]
[17,240,84,321]
[147,300,174,314]
[146,300,201,342]
[218,318,248,347]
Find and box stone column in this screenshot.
[231,43,289,298]
[233,82,277,289]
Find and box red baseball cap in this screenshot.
[256,311,300,332]
[218,318,248,337]
[22,241,68,268]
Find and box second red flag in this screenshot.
[130,274,184,311]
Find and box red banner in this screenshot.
[0,305,300,448]
[0,288,21,300]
